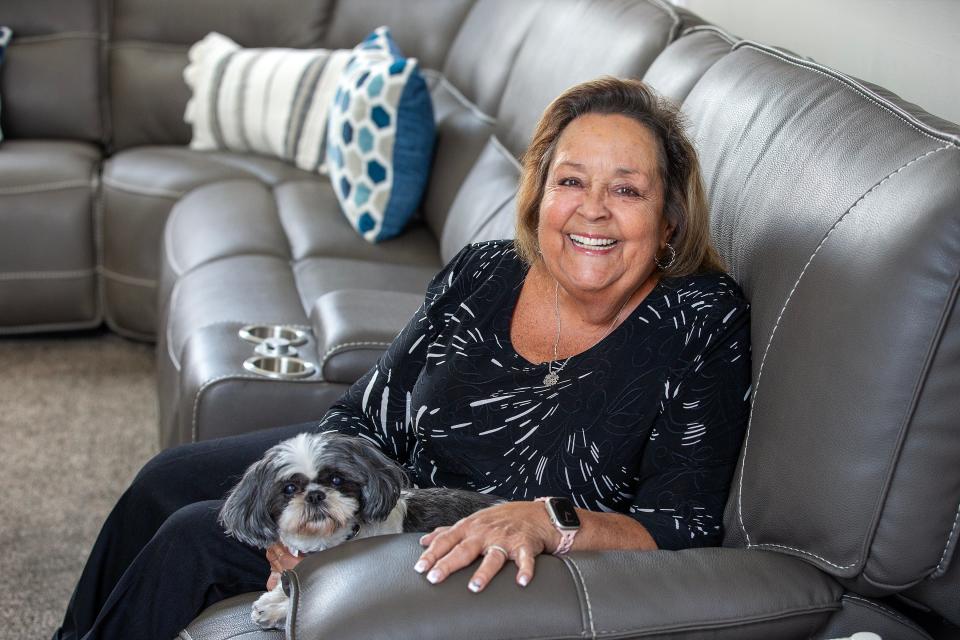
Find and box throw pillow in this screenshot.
[326,27,436,243]
[183,32,350,172]
[0,26,12,143]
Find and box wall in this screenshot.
[671,0,960,125]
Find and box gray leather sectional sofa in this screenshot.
[2,1,959,638]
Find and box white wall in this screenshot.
[671,0,960,125]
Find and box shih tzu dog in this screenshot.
[219,431,501,629]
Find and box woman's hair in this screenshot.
[514,77,724,277]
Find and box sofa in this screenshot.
[2,1,959,638]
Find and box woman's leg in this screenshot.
[53,421,318,640]
[82,500,268,640]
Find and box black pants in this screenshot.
[53,421,318,640]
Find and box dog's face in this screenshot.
[219,432,408,551]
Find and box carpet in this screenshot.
[0,330,158,639]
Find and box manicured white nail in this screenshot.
[518,574,530,587]
[469,580,482,593]
[414,560,428,573]
[427,569,442,584]
[419,535,429,545]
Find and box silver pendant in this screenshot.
[543,371,560,386]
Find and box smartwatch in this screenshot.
[536,497,580,555]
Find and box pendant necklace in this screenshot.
[543,281,631,387]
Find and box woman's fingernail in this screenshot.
[518,574,530,587]
[469,580,482,593]
[414,560,428,573]
[419,535,429,545]
[427,569,442,584]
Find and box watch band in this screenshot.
[536,497,579,555]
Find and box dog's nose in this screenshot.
[306,490,326,504]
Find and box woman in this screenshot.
[54,77,750,640]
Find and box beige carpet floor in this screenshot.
[0,330,158,640]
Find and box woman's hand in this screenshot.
[265,543,304,591]
[414,501,559,593]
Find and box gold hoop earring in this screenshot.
[655,243,676,270]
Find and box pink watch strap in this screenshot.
[536,497,578,556]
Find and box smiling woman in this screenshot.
[53,78,751,640]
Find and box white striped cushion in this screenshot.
[183,32,371,172]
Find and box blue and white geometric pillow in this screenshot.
[325,27,436,243]
[0,27,12,143]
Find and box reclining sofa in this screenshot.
[2,1,958,638]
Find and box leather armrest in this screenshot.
[286,534,843,639]
[310,289,423,384]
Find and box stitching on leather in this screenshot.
[0,269,95,281]
[319,341,393,374]
[735,42,960,147]
[425,70,497,125]
[935,500,960,575]
[736,144,951,565]
[11,31,99,45]
[99,267,157,288]
[645,0,681,42]
[564,557,596,639]
[489,135,522,172]
[841,594,909,624]
[0,179,91,195]
[102,176,184,199]
[680,25,738,46]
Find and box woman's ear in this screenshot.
[218,456,279,549]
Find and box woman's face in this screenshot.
[537,113,673,299]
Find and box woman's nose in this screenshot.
[578,187,610,220]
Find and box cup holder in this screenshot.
[238,325,308,347]
[243,356,317,380]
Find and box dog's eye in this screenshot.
[282,483,298,496]
[330,475,343,487]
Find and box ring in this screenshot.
[484,544,509,559]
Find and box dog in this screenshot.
[219,431,502,629]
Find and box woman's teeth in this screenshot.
[569,234,618,248]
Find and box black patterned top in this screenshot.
[319,240,751,550]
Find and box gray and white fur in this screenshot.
[219,431,502,629]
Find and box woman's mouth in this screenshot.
[568,233,619,251]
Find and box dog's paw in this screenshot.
[251,587,289,630]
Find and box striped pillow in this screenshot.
[183,33,361,172]
[0,27,11,143]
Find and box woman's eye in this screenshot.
[558,177,581,187]
[282,483,298,496]
[615,185,640,197]
[330,475,343,487]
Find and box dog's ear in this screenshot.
[218,456,279,549]
[337,434,408,523]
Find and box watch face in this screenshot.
[548,498,580,528]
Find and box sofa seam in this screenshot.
[100,267,157,288]
[423,69,496,125]
[643,0,681,42]
[110,40,189,53]
[9,31,99,45]
[0,179,91,195]
[562,557,596,639]
[735,42,960,147]
[489,134,522,172]
[0,268,96,281]
[935,501,960,576]
[841,595,931,636]
[736,143,952,568]
[680,25,738,46]
[102,176,185,199]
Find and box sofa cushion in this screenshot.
[0,140,100,333]
[0,0,104,143]
[183,32,349,172]
[686,42,960,594]
[643,26,737,106]
[326,27,435,242]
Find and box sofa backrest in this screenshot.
[680,41,960,613]
[108,0,472,151]
[0,0,106,143]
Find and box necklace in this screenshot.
[543,281,632,387]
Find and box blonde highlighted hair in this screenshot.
[514,77,723,277]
